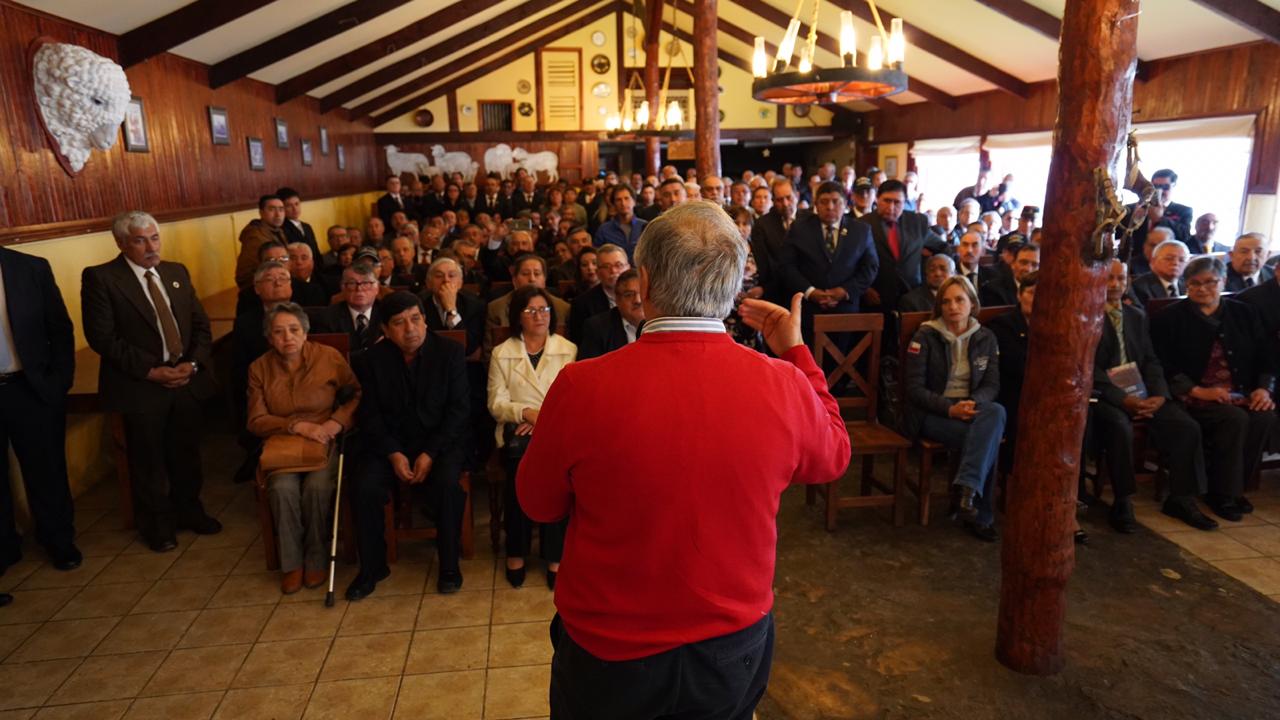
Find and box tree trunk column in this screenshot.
[995,0,1141,676]
[643,0,664,177]
[693,0,720,180]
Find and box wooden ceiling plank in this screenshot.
[1189,0,1280,44]
[275,0,509,103]
[368,1,621,125]
[118,0,275,68]
[972,0,1061,41]
[209,0,416,90]
[318,0,565,111]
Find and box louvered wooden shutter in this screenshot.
[540,49,580,131]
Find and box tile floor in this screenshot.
[0,474,555,719]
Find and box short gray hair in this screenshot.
[1149,226,1176,244]
[633,200,746,319]
[596,243,627,261]
[1152,238,1188,259]
[428,257,460,274]
[926,254,956,272]
[263,301,310,336]
[1184,255,1226,280]
[253,259,289,283]
[111,211,158,241]
[286,242,311,257]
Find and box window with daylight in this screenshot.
[910,136,981,214]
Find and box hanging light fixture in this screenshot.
[605,0,694,139]
[751,0,908,105]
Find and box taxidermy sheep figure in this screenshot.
[33,42,131,173]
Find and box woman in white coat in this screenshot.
[489,284,577,589]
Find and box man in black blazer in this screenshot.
[1148,168,1194,239]
[81,211,222,552]
[348,292,469,599]
[285,242,332,307]
[1225,232,1274,292]
[1090,260,1208,532]
[376,175,408,228]
[421,258,486,355]
[578,270,644,360]
[749,178,810,306]
[860,179,946,313]
[779,181,878,344]
[0,247,80,572]
[1129,237,1188,306]
[510,176,543,216]
[475,175,511,219]
[278,187,321,262]
[568,244,629,343]
[955,229,999,298]
[308,264,384,354]
[980,243,1039,308]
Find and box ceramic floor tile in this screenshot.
[229,543,274,577]
[257,602,345,643]
[162,548,245,580]
[302,677,397,720]
[0,659,82,710]
[1223,524,1280,556]
[338,595,421,636]
[141,643,252,696]
[488,621,553,668]
[31,700,131,719]
[232,638,331,689]
[187,523,260,552]
[0,560,43,593]
[1247,500,1280,524]
[72,531,135,559]
[212,684,312,720]
[48,651,168,705]
[369,564,430,597]
[206,573,283,609]
[94,611,199,655]
[179,606,274,648]
[1212,557,1280,595]
[0,624,39,662]
[393,670,485,720]
[1133,505,1199,534]
[0,710,35,720]
[7,617,119,663]
[1160,529,1263,561]
[91,554,177,586]
[121,534,197,556]
[415,590,493,630]
[0,588,77,626]
[490,588,555,625]
[403,626,489,674]
[53,582,151,621]
[423,557,497,596]
[131,577,223,614]
[320,632,410,681]
[484,664,551,720]
[16,557,111,591]
[120,691,223,720]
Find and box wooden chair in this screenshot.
[557,280,576,299]
[462,282,481,296]
[806,313,909,529]
[382,473,475,562]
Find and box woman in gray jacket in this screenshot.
[904,276,1006,540]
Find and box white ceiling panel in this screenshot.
[168,0,352,64]
[13,0,188,34]
[880,0,1060,82]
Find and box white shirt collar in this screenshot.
[622,318,639,343]
[348,305,372,326]
[123,255,157,282]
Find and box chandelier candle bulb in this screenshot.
[868,35,884,71]
[839,11,856,66]
[798,45,812,73]
[666,100,682,129]
[776,18,800,72]
[752,36,768,78]
[636,101,650,127]
[888,17,905,66]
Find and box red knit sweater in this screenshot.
[517,331,850,661]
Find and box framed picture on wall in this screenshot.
[301,139,313,166]
[208,106,230,145]
[336,144,345,171]
[319,127,329,156]
[122,96,149,153]
[884,155,899,179]
[247,137,265,171]
[274,118,289,148]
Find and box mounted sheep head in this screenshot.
[32,41,131,175]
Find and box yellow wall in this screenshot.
[878,143,910,179]
[457,55,538,133]
[556,16,620,131]
[381,96,450,134]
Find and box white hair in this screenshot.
[110,210,158,241]
[1152,237,1187,258]
[634,201,746,319]
[286,242,312,257]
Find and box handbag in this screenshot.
[502,422,532,461]
[258,434,331,483]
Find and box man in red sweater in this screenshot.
[518,201,850,719]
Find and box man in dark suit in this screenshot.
[0,247,80,573]
[1148,168,1194,239]
[568,244,629,343]
[1225,232,1274,292]
[285,242,332,307]
[779,181,878,344]
[81,211,222,552]
[510,176,543,216]
[579,270,644,360]
[749,178,809,306]
[955,229,999,297]
[980,243,1040,308]
[475,175,511,219]
[376,175,408,229]
[1090,260,1208,532]
[388,235,427,293]
[899,255,954,313]
[1130,237,1189,306]
[861,179,946,313]
[348,292,469,599]
[308,263,384,354]
[422,258,486,355]
[278,187,321,262]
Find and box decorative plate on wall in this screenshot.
[591,54,611,75]
[518,102,534,117]
[591,30,606,47]
[591,82,611,98]
[414,109,434,127]
[461,104,473,115]
[793,104,811,118]
[517,79,531,94]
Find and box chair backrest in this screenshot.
[811,313,883,416]
[557,280,575,298]
[462,282,480,296]
[1143,296,1178,317]
[976,304,1014,325]
[309,332,351,358]
[436,329,466,347]
[490,281,514,296]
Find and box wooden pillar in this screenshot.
[692,0,720,179]
[643,0,664,177]
[995,0,1141,675]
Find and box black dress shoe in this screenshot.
[49,545,83,572]
[345,566,391,602]
[178,515,223,535]
[0,593,12,608]
[437,569,463,594]
[546,569,556,591]
[1204,495,1244,522]
[951,484,979,522]
[149,537,179,553]
[1162,498,1218,531]
[1235,496,1254,514]
[964,521,998,542]
[505,565,526,589]
[1109,498,1139,534]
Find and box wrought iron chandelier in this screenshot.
[606,0,690,139]
[751,0,908,105]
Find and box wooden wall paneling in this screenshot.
[0,1,378,243]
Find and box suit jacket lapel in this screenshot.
[110,256,164,337]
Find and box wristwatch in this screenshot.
[189,361,200,375]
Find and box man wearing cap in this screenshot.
[850,177,875,219]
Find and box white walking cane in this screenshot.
[325,384,359,608]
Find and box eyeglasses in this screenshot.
[1151,183,1172,190]
[598,262,628,272]
[342,280,377,290]
[521,306,552,316]
[1187,278,1221,289]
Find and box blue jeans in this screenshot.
[920,402,1006,526]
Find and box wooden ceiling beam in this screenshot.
[730,0,956,109]
[972,0,1151,80]
[1189,0,1280,44]
[117,0,274,68]
[274,0,508,104]
[835,0,1030,98]
[318,0,566,112]
[368,1,621,126]
[209,0,415,90]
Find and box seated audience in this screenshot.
[319,225,347,268]
[593,185,646,260]
[389,234,426,292]
[569,244,629,343]
[1193,213,1223,253]
[287,242,331,306]
[310,263,384,353]
[232,260,293,481]
[1151,256,1276,523]
[980,242,1039,307]
[1130,235,1188,305]
[904,276,1004,540]
[247,303,360,593]
[900,254,955,312]
[236,194,288,289]
[951,199,981,244]
[422,257,485,353]
[1225,232,1273,291]
[488,285,577,589]
[236,240,290,315]
[348,292,470,598]
[579,269,644,360]
[485,254,571,354]
[955,229,998,296]
[849,177,874,218]
[932,205,955,239]
[365,217,386,247]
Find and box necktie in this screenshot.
[886,221,901,260]
[355,313,368,334]
[966,271,978,288]
[783,217,791,232]
[1245,277,1256,288]
[144,270,183,360]
[825,225,838,256]
[1107,306,1128,364]
[1165,283,1175,297]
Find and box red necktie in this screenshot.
[886,221,901,260]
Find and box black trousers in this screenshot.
[504,454,565,562]
[352,447,465,575]
[1091,400,1205,499]
[1183,402,1276,499]
[549,612,774,720]
[120,389,207,543]
[0,376,76,554]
